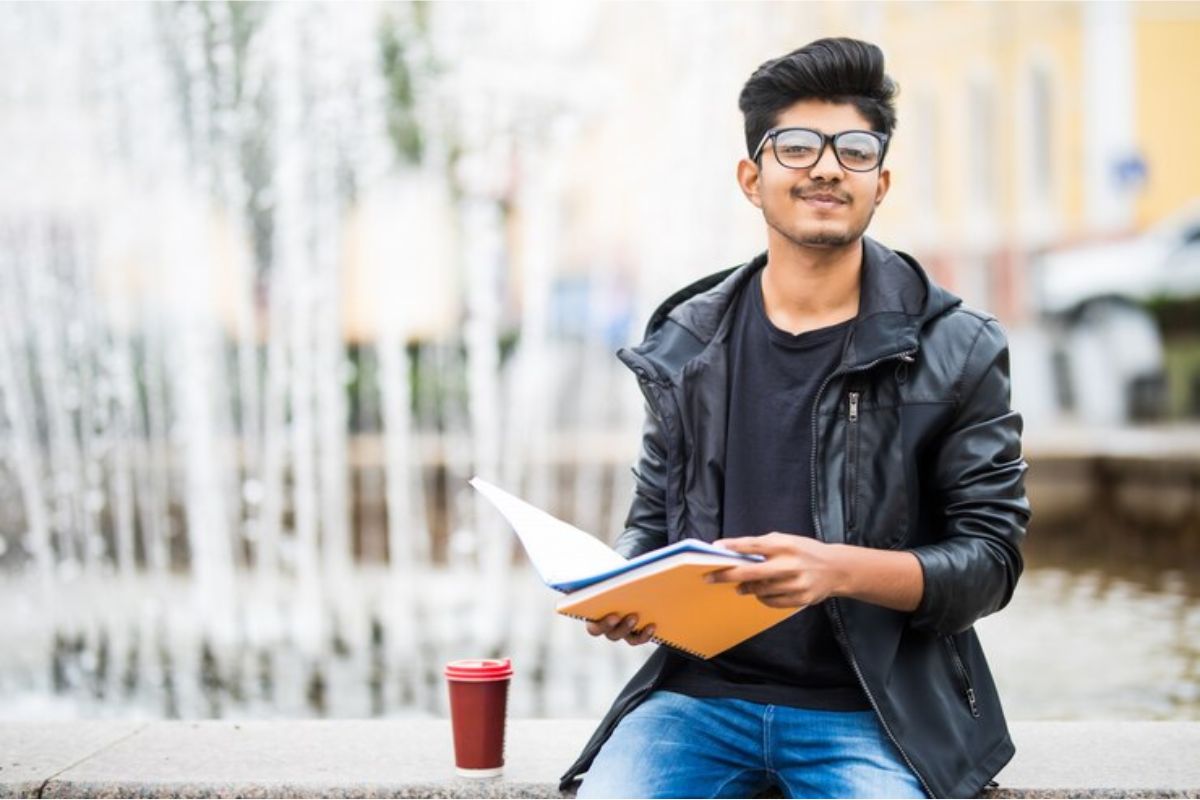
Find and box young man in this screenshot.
[561,38,1031,799]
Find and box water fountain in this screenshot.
[0,0,662,722]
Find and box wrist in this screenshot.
[828,543,860,598]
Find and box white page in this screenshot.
[469,477,627,586]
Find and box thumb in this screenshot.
[715,537,757,553]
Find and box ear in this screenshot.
[874,167,891,206]
[737,158,763,209]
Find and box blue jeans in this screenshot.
[575,690,926,799]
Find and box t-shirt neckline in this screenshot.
[750,268,855,351]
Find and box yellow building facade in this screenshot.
[1134,3,1200,228]
[858,0,1200,323]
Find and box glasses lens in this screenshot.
[773,129,823,168]
[834,132,883,171]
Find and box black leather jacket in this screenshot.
[560,238,1031,798]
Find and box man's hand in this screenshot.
[708,532,924,613]
[585,613,657,646]
[706,533,850,609]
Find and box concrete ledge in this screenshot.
[1,720,1197,798]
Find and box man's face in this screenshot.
[737,100,891,250]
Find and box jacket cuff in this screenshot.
[908,546,950,634]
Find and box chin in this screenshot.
[797,231,856,247]
[766,207,872,250]
[790,224,860,247]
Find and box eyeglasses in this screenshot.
[752,127,890,172]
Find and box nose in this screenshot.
[808,140,845,181]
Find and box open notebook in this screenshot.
[470,477,801,659]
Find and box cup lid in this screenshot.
[444,658,513,681]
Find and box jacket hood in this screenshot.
[636,236,961,375]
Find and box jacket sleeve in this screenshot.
[613,401,671,559]
[909,318,1031,636]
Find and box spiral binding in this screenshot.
[561,612,708,659]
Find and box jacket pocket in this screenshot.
[942,635,981,719]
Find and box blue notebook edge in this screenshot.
[549,539,764,593]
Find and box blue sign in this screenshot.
[1112,153,1147,189]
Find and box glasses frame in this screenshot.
[752,126,891,173]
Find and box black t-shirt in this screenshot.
[659,266,870,711]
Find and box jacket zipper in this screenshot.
[845,391,860,534]
[943,635,981,718]
[809,348,935,798]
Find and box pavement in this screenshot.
[2,719,1199,798]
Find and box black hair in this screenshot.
[738,37,898,158]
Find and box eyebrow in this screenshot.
[779,126,874,135]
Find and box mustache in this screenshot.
[791,186,852,203]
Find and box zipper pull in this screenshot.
[848,391,859,422]
[966,688,980,718]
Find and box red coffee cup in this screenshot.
[444,658,513,777]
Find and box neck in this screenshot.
[760,233,863,335]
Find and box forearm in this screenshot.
[832,543,924,613]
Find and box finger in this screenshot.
[607,614,638,641]
[629,623,655,643]
[707,565,771,584]
[756,592,807,609]
[758,594,806,614]
[704,566,739,583]
[629,624,656,645]
[736,576,789,595]
[714,536,776,555]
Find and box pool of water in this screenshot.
[1,522,1196,722]
[980,521,1199,720]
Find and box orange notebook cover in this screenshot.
[555,552,801,659]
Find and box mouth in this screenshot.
[798,192,849,209]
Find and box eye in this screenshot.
[833,133,883,168]
[774,131,823,165]
[780,144,816,157]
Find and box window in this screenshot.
[967,80,997,213]
[1029,64,1054,203]
[914,90,939,208]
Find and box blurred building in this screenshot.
[854,0,1200,424]
[476,1,1200,424]
[874,1,1200,320]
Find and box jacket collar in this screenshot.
[646,236,961,371]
